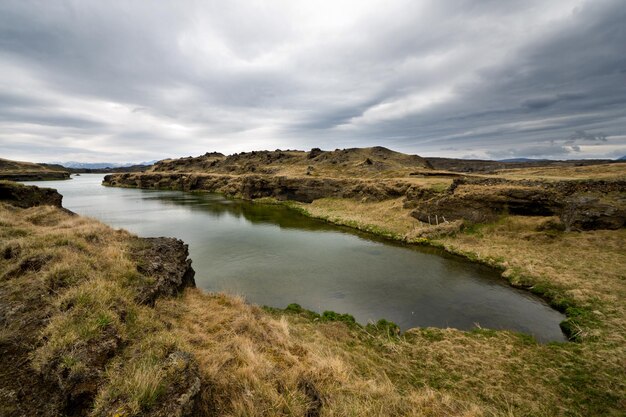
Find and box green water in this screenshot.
[27,174,566,342]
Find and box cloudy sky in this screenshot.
[1,0,625,163]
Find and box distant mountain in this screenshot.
[50,160,157,169]
[497,158,551,162]
[618,156,626,161]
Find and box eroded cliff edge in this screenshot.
[0,182,199,417]
[103,172,626,231]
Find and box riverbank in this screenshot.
[102,163,626,341]
[0,171,70,181]
[260,196,625,341]
[3,179,625,415]
[0,157,70,181]
[101,161,626,415]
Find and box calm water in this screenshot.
[27,175,566,342]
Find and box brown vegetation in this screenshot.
[150,146,432,178]
[0,198,197,416]
[4,151,626,416]
[0,157,70,180]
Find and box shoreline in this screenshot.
[103,179,577,341]
[252,197,580,340]
[3,178,625,415]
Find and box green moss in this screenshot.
[365,318,400,336]
[321,310,356,324]
[429,183,450,193]
[469,328,499,338]
[96,312,114,329]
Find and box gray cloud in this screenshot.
[568,130,608,142]
[0,0,625,163]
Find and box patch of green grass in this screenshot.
[321,310,356,324]
[365,318,400,336]
[462,222,484,236]
[429,183,450,193]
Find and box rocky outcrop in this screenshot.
[408,185,562,224]
[561,196,626,230]
[148,146,432,176]
[0,181,64,208]
[0,171,70,181]
[0,157,70,180]
[104,172,418,203]
[130,237,196,306]
[105,173,626,231]
[408,178,626,230]
[38,326,124,416]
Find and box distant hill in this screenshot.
[618,156,626,161]
[0,158,70,180]
[51,160,157,169]
[425,157,617,173]
[149,147,433,178]
[498,158,550,162]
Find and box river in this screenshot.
[26,174,566,342]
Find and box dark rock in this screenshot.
[104,173,416,203]
[41,326,123,417]
[130,237,196,306]
[409,186,562,224]
[0,181,63,208]
[149,351,201,417]
[308,148,324,159]
[561,196,626,231]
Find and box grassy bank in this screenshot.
[4,183,625,415]
[0,157,70,180]
[248,195,626,415]
[0,203,197,416]
[269,196,626,337]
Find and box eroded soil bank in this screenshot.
[2,177,625,416]
[104,171,626,232]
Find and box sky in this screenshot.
[1,0,625,163]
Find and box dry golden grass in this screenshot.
[295,197,459,241]
[0,157,54,172]
[279,197,626,415]
[3,185,626,415]
[156,289,486,417]
[0,203,188,416]
[0,202,487,416]
[302,197,419,237]
[494,162,626,180]
[439,217,626,340]
[0,157,68,178]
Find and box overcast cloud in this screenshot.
[1,0,625,163]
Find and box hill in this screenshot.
[151,146,433,178]
[0,157,70,180]
[425,157,617,173]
